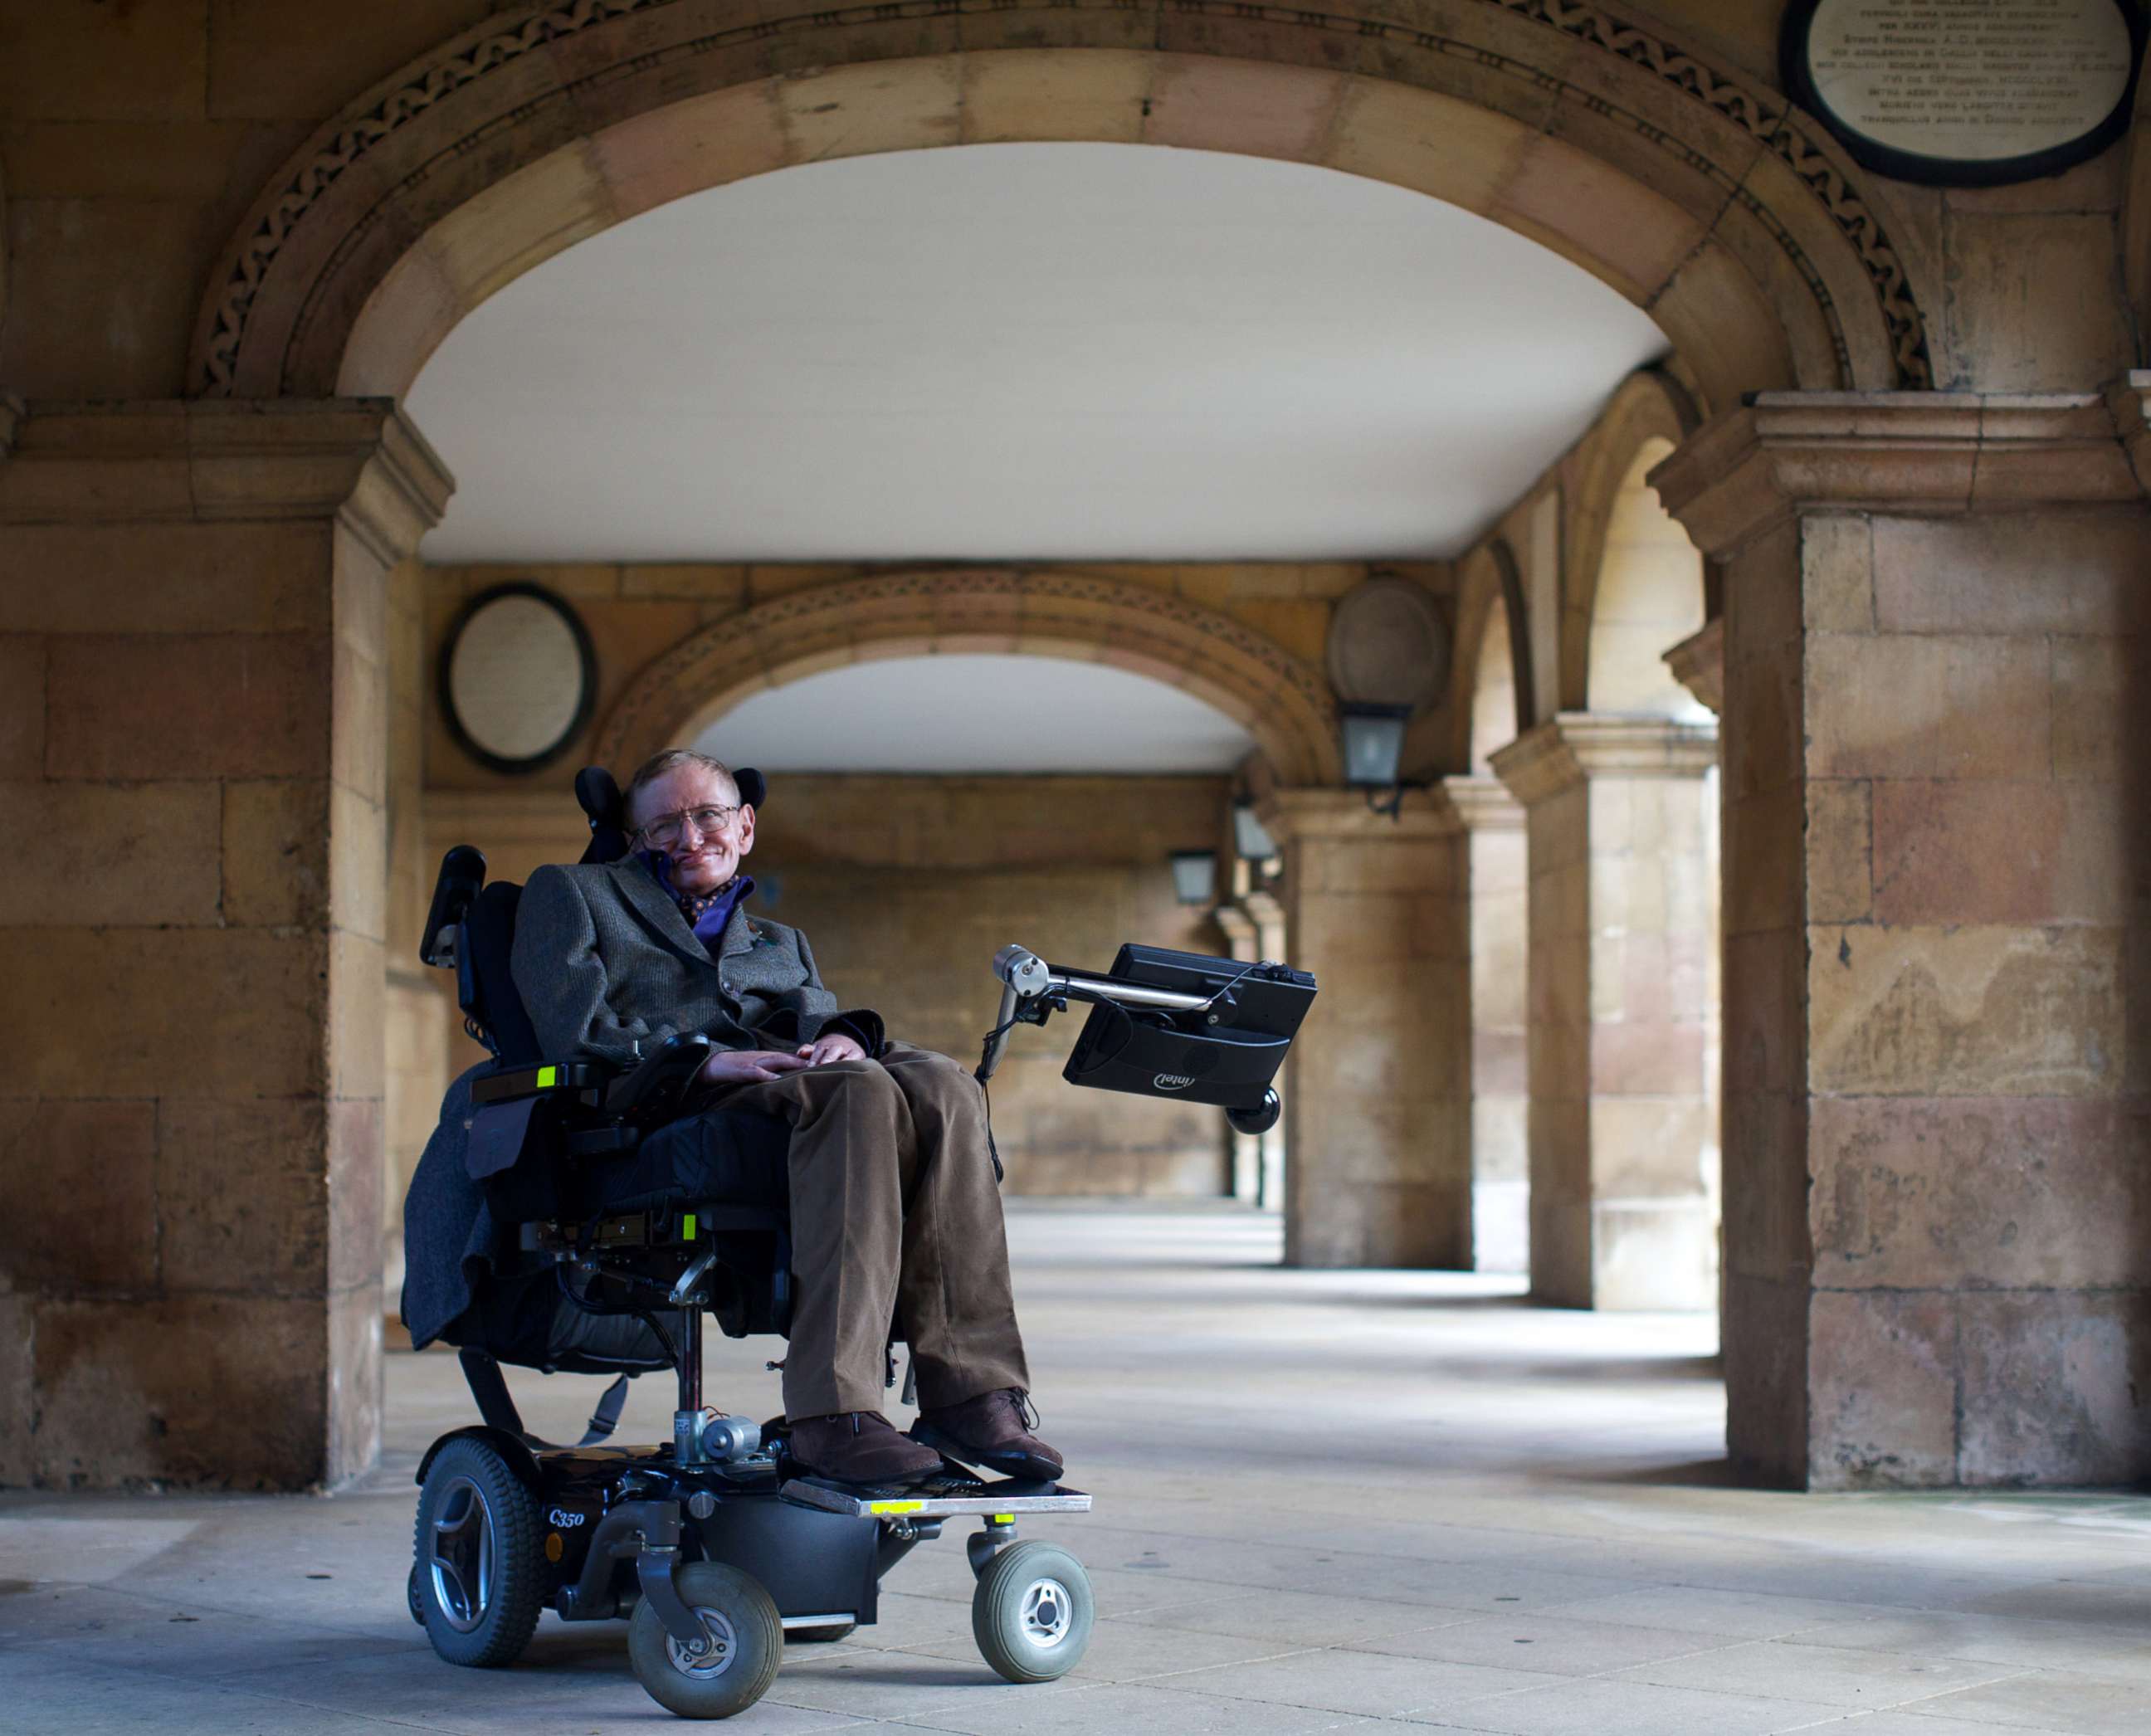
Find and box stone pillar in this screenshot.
[1491,714,1720,1310]
[1442,775,1529,1272]
[1654,385,2151,1489]
[1257,788,1469,1266]
[0,402,451,1489]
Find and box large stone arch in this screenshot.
[191,2,1936,415]
[591,567,1341,784]
[1558,368,1703,713]
[1450,538,1534,770]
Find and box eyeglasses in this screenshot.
[637,804,741,849]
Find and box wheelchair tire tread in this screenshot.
[413,1437,546,1669]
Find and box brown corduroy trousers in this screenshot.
[711,1041,1030,1420]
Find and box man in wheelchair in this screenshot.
[399,753,1311,1712]
[511,748,1059,1489]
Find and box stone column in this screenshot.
[1491,714,1720,1310]
[1442,775,1529,1272]
[0,402,451,1490]
[1257,788,1469,1266]
[1654,385,2151,1489]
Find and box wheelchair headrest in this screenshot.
[575,767,630,865]
[574,764,768,866]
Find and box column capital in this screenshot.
[1651,383,2151,560]
[0,398,454,565]
[1661,618,1724,716]
[1490,714,1719,808]
[1438,773,1524,832]
[1255,785,1460,843]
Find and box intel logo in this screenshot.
[1154,1073,1196,1091]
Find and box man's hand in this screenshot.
[797,1033,866,1067]
[696,1047,812,1087]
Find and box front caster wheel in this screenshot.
[628,1561,784,1719]
[413,1438,544,1668]
[972,1540,1093,1684]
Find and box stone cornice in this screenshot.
[1256,786,1460,843]
[1661,619,1724,717]
[1490,714,1719,807]
[0,400,454,563]
[1651,386,2151,560]
[1439,774,1525,833]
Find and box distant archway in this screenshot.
[1457,539,1534,770]
[1584,438,1710,717]
[593,567,1339,784]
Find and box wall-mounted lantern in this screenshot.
[1326,574,1451,823]
[1339,702,1414,817]
[1170,850,1219,906]
[1232,800,1279,862]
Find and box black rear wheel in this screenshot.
[413,1437,545,1668]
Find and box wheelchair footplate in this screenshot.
[779,1472,1092,1518]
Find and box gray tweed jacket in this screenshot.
[510,858,880,1066]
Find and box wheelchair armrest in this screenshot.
[605,1031,713,1124]
[470,1060,610,1106]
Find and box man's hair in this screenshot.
[623,749,741,822]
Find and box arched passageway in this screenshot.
[34,0,2151,1506]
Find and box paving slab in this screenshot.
[4,1203,2149,1736]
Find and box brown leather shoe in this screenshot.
[788,1412,944,1485]
[910,1389,1063,1483]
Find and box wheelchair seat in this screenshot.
[410,763,807,1445]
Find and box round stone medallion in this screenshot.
[440,583,597,773]
[1325,575,1451,714]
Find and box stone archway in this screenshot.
[1451,538,1534,773]
[1558,368,1703,714]
[592,566,1340,785]
[192,5,1935,417]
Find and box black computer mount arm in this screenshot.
[974,944,1284,1137]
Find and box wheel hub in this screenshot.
[1019,1576,1072,1647]
[666,1607,739,1679]
[427,1475,494,1633]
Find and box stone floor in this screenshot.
[5,1202,2151,1734]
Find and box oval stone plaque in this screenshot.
[440,583,597,773]
[1783,0,2144,186]
[1325,575,1450,713]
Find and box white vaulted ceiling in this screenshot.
[408,142,1669,565]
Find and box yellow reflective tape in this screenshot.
[535,1065,558,1089]
[867,1499,924,1515]
[681,1213,697,1240]
[992,1514,1014,1525]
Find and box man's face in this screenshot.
[630,762,756,895]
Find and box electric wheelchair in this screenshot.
[403,764,1314,1718]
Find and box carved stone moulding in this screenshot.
[189,0,1937,404]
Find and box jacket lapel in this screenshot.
[717,901,758,962]
[607,858,713,964]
